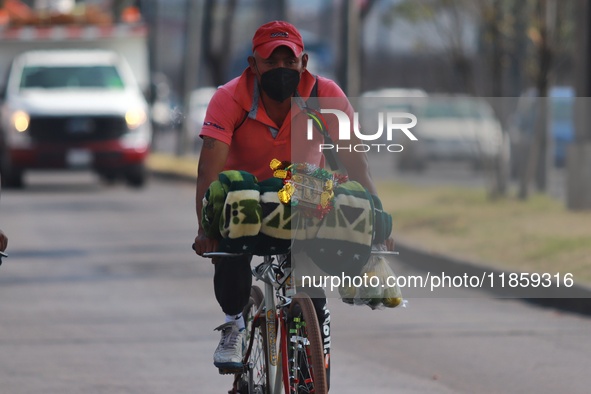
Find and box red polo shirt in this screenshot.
[200,68,353,180]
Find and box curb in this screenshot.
[147,153,591,317]
[394,242,591,317]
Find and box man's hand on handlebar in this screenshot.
[192,233,219,258]
[0,229,8,252]
[384,235,395,251]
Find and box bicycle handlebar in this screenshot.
[202,252,244,258]
[201,250,398,258]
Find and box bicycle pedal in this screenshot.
[218,366,245,375]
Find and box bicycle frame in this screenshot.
[204,252,297,394]
[205,249,399,393]
[251,254,296,394]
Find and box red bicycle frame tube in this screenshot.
[280,308,290,394]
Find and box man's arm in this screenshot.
[337,146,395,250]
[193,136,230,255]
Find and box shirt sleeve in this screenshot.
[199,87,246,146]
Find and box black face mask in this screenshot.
[260,67,300,102]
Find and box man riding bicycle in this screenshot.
[192,20,394,390]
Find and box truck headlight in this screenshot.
[125,109,147,129]
[12,110,30,132]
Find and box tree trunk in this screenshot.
[202,0,237,87]
[566,0,591,210]
[518,0,553,199]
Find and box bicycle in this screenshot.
[204,251,328,394]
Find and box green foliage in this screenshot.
[377,180,591,281]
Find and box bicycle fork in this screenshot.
[264,279,284,393]
[266,279,297,392]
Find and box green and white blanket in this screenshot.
[202,170,392,275]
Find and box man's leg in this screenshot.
[212,255,253,371]
[213,255,253,315]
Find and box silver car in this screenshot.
[397,96,504,171]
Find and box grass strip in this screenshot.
[377,181,591,284]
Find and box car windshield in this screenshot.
[19,65,124,90]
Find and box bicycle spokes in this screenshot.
[288,317,316,393]
[232,287,268,394]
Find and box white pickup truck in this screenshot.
[0,17,152,188]
[0,49,152,188]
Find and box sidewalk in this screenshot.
[146,152,591,317]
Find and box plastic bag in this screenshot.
[338,253,406,310]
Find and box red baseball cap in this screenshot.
[252,21,304,58]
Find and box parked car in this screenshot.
[360,88,428,99]
[508,86,574,177]
[188,87,217,139]
[397,96,504,171]
[149,72,176,132]
[358,88,427,146]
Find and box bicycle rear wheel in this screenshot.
[236,285,268,394]
[286,293,328,394]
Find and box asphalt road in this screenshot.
[0,171,589,393]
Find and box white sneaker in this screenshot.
[213,322,245,371]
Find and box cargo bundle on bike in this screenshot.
[201,160,392,275]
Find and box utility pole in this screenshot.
[346,0,361,97]
[566,0,591,210]
[339,0,361,97]
[178,0,203,156]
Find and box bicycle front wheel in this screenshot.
[286,293,328,394]
[238,285,268,394]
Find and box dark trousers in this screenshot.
[213,255,253,316]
